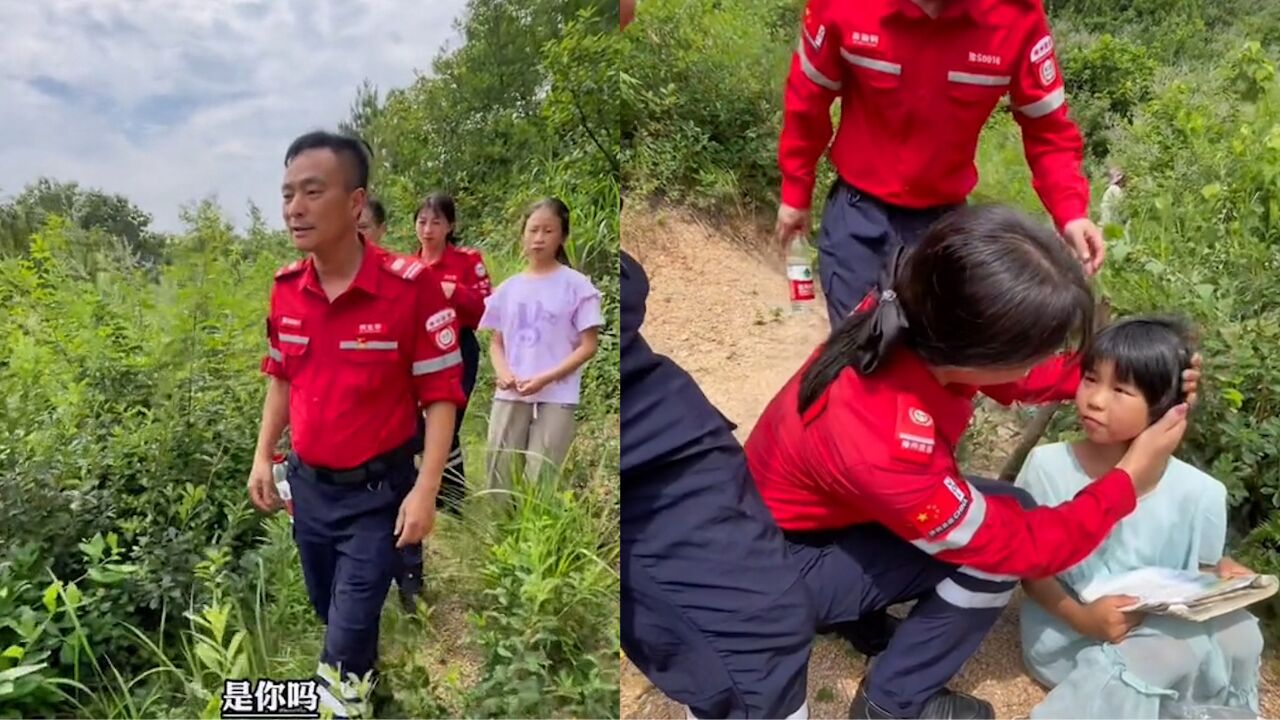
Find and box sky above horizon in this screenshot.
[0,0,466,233]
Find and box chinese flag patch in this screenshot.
[909,476,971,539]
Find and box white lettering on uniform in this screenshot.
[426,308,456,332]
[851,32,879,48]
[1030,34,1054,64]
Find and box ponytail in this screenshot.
[798,246,909,414]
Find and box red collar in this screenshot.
[300,238,382,298]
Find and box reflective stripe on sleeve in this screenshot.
[412,350,463,376]
[797,40,842,91]
[1016,87,1066,118]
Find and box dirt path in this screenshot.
[619,206,1280,719]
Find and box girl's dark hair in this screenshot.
[523,197,571,266]
[798,204,1096,414]
[415,192,458,245]
[1083,315,1195,423]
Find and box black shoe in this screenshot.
[825,608,901,657]
[397,572,424,612]
[848,687,994,719]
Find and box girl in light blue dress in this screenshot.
[1016,316,1264,719]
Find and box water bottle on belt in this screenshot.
[271,452,294,519]
[787,235,816,313]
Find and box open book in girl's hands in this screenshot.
[1078,567,1279,622]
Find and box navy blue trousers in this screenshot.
[816,180,960,326]
[785,478,1034,717]
[289,454,417,679]
[621,437,815,718]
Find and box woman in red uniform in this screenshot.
[744,204,1200,720]
[395,192,492,606]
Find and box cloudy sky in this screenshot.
[0,0,466,233]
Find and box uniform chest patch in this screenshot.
[891,397,936,464]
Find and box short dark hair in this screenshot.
[284,131,370,191]
[1083,315,1195,423]
[415,192,457,245]
[523,197,571,265]
[799,204,1095,413]
[366,197,387,226]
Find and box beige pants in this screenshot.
[486,399,578,490]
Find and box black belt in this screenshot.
[292,438,417,486]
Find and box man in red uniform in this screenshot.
[776,0,1105,323]
[246,130,464,718]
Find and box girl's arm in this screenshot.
[489,331,516,389]
[1023,576,1142,644]
[538,327,599,384]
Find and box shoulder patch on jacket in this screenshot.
[381,253,428,282]
[274,260,306,280]
[890,395,936,465]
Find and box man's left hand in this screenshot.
[395,485,437,547]
[1062,218,1105,276]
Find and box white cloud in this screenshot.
[0,0,467,232]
